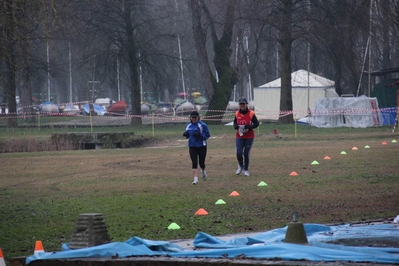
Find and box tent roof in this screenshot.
[257,69,335,88]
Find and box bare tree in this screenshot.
[2,0,399,129]
[190,0,239,124]
[249,0,309,123]
[70,0,185,125]
[0,0,18,127]
[277,0,295,123]
[308,0,370,96]
[0,0,73,127]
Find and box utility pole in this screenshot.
[69,41,73,103]
[47,41,51,102]
[88,55,100,102]
[88,80,100,102]
[244,34,252,102]
[174,0,186,100]
[117,57,120,101]
[368,0,374,97]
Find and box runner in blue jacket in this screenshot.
[183,111,210,185]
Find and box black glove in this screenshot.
[194,132,201,138]
[183,131,189,138]
[234,125,239,130]
[244,124,252,129]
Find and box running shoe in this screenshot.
[201,169,207,180]
[236,165,243,175]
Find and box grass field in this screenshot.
[0,121,398,262]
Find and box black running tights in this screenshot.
[189,146,207,169]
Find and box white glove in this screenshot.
[238,125,248,136]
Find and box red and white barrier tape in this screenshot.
[1,107,397,122]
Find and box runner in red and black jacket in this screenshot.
[233,98,259,177]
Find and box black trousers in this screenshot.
[189,146,207,169]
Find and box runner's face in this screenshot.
[239,103,246,110]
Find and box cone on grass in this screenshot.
[258,181,268,187]
[0,248,6,266]
[340,151,347,155]
[324,156,331,160]
[229,191,240,196]
[382,141,387,145]
[290,171,298,176]
[392,140,397,143]
[34,240,44,254]
[168,223,180,230]
[311,161,319,165]
[351,147,358,150]
[364,145,370,149]
[195,208,208,215]
[215,199,226,204]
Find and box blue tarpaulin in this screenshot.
[380,107,398,125]
[82,104,106,116]
[26,223,399,264]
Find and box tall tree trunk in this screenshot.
[124,2,142,126]
[207,0,238,123]
[4,0,18,128]
[190,0,238,124]
[20,66,34,122]
[127,42,141,126]
[278,0,294,124]
[20,28,35,122]
[333,60,343,96]
[381,0,391,70]
[190,0,214,99]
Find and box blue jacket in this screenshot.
[184,120,210,147]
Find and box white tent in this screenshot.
[306,96,383,128]
[254,69,338,120]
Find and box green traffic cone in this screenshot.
[215,199,226,204]
[168,223,181,230]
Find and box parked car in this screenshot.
[156,102,172,114]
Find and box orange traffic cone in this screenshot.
[229,191,240,196]
[34,240,44,254]
[0,248,6,266]
[195,208,208,215]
